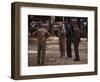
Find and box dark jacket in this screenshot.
[65,24,73,41]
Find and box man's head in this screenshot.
[71,18,78,25]
[40,23,48,29]
[64,19,68,24]
[58,22,63,27]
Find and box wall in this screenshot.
[0,0,100,82]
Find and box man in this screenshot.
[32,23,51,64]
[58,22,66,58]
[65,21,73,58]
[71,18,80,61]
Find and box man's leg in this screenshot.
[37,45,41,64]
[66,39,72,58]
[62,39,65,57]
[41,44,46,64]
[73,41,80,61]
[59,39,65,57]
[59,39,62,57]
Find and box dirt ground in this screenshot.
[28,36,87,66]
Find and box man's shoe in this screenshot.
[60,56,64,58]
[73,59,80,61]
[67,56,72,59]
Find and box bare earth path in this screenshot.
[28,36,87,66]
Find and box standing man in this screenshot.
[58,22,66,58]
[71,18,80,61]
[65,21,73,58]
[32,23,51,65]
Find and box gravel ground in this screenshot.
[28,36,87,66]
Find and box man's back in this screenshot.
[37,28,47,44]
[65,24,73,40]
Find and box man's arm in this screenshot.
[32,31,37,38]
[46,31,51,39]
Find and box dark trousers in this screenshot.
[73,29,80,60]
[66,39,72,58]
[59,38,65,57]
[73,40,80,60]
[37,44,46,64]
